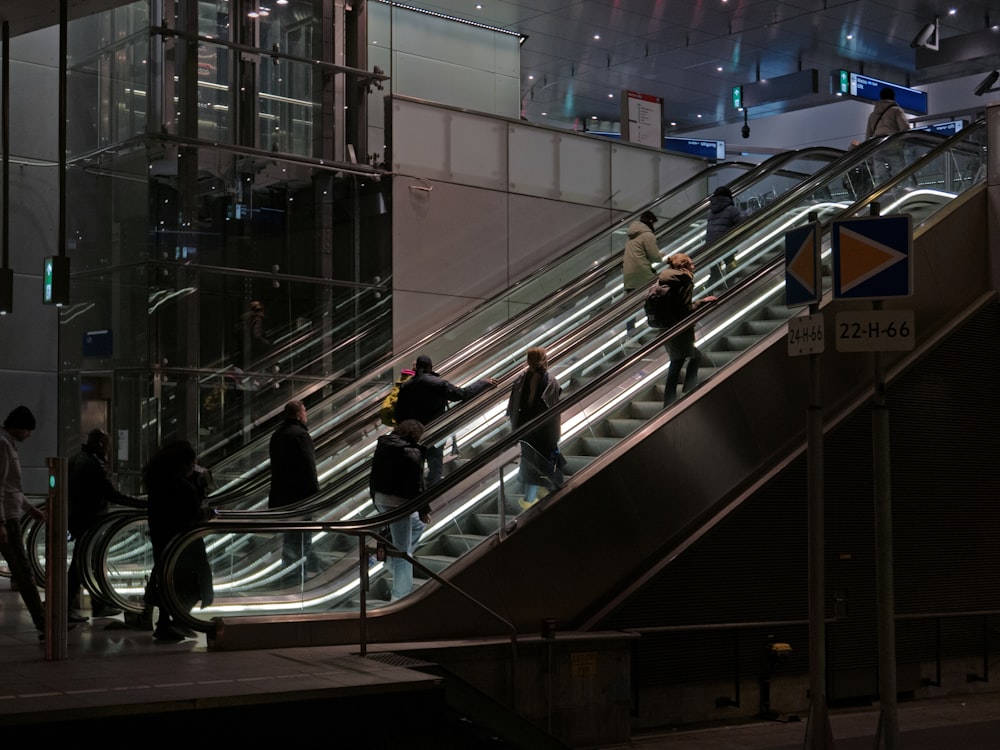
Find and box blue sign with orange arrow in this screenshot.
[832,215,911,299]
[785,222,821,306]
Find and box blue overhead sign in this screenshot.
[846,72,928,115]
[663,136,726,161]
[785,222,821,306]
[832,215,912,299]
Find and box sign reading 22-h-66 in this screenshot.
[832,214,914,352]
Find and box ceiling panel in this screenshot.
[0,0,996,133]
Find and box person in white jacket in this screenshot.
[866,88,910,182]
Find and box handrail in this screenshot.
[89,125,985,617]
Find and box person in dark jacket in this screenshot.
[705,185,746,289]
[652,254,717,406]
[369,419,428,600]
[506,347,564,509]
[67,428,145,621]
[144,440,214,642]
[268,400,319,567]
[393,354,497,484]
[0,406,48,636]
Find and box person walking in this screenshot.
[144,440,214,642]
[0,406,48,637]
[67,428,145,621]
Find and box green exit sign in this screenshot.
[732,86,743,109]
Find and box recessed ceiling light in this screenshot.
[593,34,600,40]
[669,121,676,126]
[846,33,854,40]
[591,115,598,119]
[608,93,613,98]
[541,112,547,116]
[528,74,534,80]
[696,114,702,118]
[717,66,723,72]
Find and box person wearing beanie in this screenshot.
[0,406,48,635]
[393,355,498,484]
[705,185,746,288]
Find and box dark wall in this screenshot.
[600,302,1000,700]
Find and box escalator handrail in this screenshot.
[151,139,988,625]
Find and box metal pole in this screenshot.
[872,298,898,748]
[804,301,831,749]
[45,457,68,660]
[869,200,899,748]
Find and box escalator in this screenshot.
[195,148,842,494]
[130,121,991,648]
[62,148,851,598]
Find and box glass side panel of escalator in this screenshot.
[141,123,988,627]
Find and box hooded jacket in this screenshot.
[622,220,662,289]
[705,193,745,246]
[866,99,909,139]
[369,432,425,502]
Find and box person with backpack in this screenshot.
[369,419,428,600]
[380,367,415,427]
[647,254,717,406]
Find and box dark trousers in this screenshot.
[425,444,444,485]
[0,518,45,630]
[664,329,706,405]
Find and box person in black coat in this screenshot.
[506,347,564,508]
[393,354,497,484]
[705,185,746,289]
[144,440,214,642]
[369,419,428,600]
[67,428,145,621]
[268,400,319,567]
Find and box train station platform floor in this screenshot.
[1,586,997,746]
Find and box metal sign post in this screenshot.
[45,456,68,660]
[785,217,832,749]
[831,204,914,750]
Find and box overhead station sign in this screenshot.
[621,90,663,149]
[834,70,928,115]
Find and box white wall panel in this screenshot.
[446,109,508,189]
[392,100,507,189]
[507,195,618,288]
[393,51,502,115]
[393,177,509,298]
[508,126,565,199]
[558,134,612,206]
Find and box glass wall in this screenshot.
[58,1,389,489]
